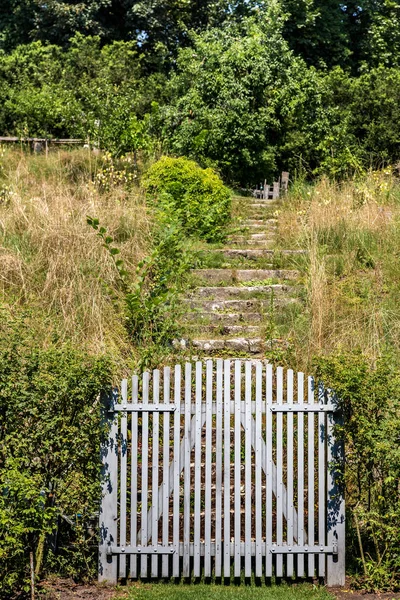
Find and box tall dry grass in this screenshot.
[0,147,152,356]
[276,171,400,368]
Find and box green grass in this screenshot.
[116,581,334,600]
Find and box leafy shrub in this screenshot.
[142,156,231,242]
[87,214,190,369]
[0,311,113,598]
[314,351,400,591]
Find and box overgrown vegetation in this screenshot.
[0,310,113,598]
[271,171,400,590]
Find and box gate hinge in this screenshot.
[269,544,338,555]
[109,545,176,555]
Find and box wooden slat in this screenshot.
[286,370,294,577]
[204,361,213,577]
[183,363,192,577]
[194,362,202,577]
[234,360,241,578]
[119,379,128,579]
[265,364,273,577]
[141,372,150,578]
[326,392,346,586]
[130,375,139,578]
[318,383,326,577]
[99,389,118,583]
[151,370,160,577]
[162,367,171,577]
[244,361,252,577]
[172,366,181,577]
[223,360,231,578]
[297,372,305,577]
[215,359,223,578]
[255,361,263,577]
[307,376,315,578]
[276,366,283,577]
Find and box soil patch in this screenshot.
[38,578,127,600]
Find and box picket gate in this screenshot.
[99,360,345,585]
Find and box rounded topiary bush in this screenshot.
[142,156,231,242]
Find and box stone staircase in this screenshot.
[177,194,304,358]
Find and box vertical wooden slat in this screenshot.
[99,389,118,583]
[215,359,223,578]
[162,367,171,577]
[183,363,192,577]
[172,365,181,577]
[276,366,283,577]
[326,391,346,586]
[255,361,263,577]
[265,363,273,577]
[193,362,202,577]
[244,361,252,578]
[223,360,231,578]
[119,379,128,579]
[234,360,241,578]
[141,372,150,578]
[318,382,326,577]
[130,375,139,578]
[307,376,315,578]
[151,371,160,577]
[286,370,294,577]
[204,360,213,577]
[297,372,305,578]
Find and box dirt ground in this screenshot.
[38,579,127,600]
[40,579,400,600]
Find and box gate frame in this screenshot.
[98,361,345,586]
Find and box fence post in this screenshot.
[280,172,289,194]
[272,181,280,199]
[98,389,119,584]
[326,391,345,586]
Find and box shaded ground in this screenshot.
[38,578,127,600]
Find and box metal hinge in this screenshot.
[269,544,338,554]
[110,404,176,413]
[108,545,176,555]
[270,404,337,413]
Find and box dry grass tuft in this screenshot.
[0,147,152,356]
[276,170,400,369]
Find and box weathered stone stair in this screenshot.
[178,194,304,358]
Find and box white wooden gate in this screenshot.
[99,360,345,585]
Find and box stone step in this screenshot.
[244,218,278,225]
[193,284,295,299]
[188,324,262,336]
[188,337,288,354]
[214,248,306,260]
[242,222,277,230]
[229,232,271,240]
[186,297,298,312]
[185,311,262,324]
[192,338,263,354]
[228,233,275,248]
[191,268,300,284]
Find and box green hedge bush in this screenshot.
[0,311,113,598]
[142,156,231,242]
[314,351,400,591]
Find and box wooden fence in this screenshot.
[253,172,289,200]
[99,360,345,585]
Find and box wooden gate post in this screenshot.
[326,392,345,587]
[98,389,119,584]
